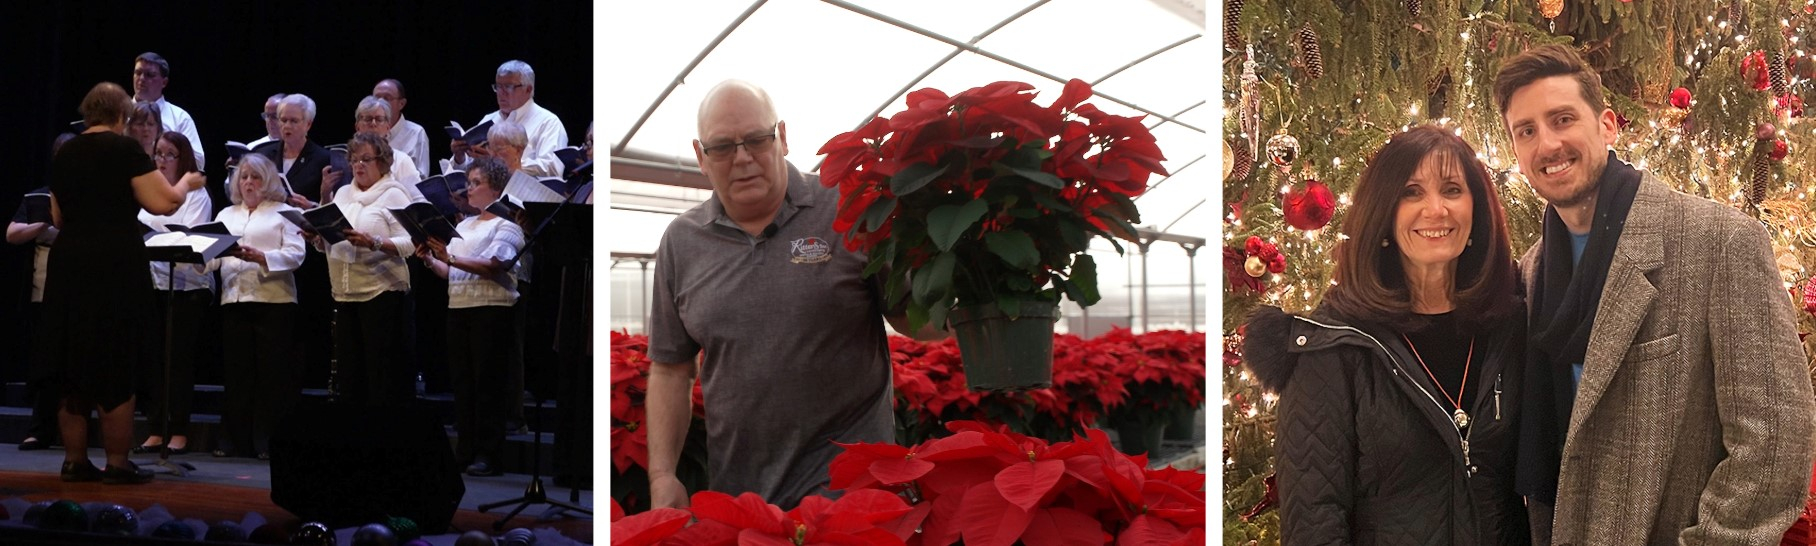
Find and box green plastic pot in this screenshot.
[949,302,1058,392]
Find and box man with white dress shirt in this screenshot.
[443,60,567,177]
[353,96,424,188]
[248,94,285,150]
[373,79,429,177]
[132,52,204,167]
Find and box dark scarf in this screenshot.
[1514,151,1642,503]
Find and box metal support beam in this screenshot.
[811,0,1051,172]
[1092,35,1199,86]
[1137,239,1153,332]
[1182,243,1199,332]
[614,0,768,156]
[818,0,1203,133]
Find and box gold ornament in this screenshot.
[1245,256,1267,278]
[1223,140,1235,179]
[1539,0,1563,18]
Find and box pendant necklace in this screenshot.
[1402,334,1475,430]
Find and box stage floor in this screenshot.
[0,442,594,544]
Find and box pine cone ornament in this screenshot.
[1224,0,1244,52]
[1408,0,1422,17]
[1770,51,1789,97]
[1750,147,1772,206]
[1299,24,1324,79]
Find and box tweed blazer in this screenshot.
[1519,173,1816,545]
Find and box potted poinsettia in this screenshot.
[819,79,1168,391]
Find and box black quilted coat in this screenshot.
[1243,306,1529,546]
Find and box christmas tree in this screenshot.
[1222,0,1814,543]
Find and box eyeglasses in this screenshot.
[491,83,527,94]
[350,156,380,165]
[357,115,389,125]
[699,124,780,160]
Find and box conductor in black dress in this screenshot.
[42,82,194,484]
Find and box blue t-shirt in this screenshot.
[1569,231,1591,388]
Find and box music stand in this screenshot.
[140,231,239,476]
[477,199,591,528]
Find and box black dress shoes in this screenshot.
[102,462,154,485]
[60,460,103,482]
[464,460,503,477]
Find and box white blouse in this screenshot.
[314,175,416,302]
[448,215,525,308]
[139,185,216,292]
[211,202,307,304]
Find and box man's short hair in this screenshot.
[1492,44,1606,116]
[79,82,133,128]
[135,52,169,78]
[267,93,287,105]
[279,94,317,123]
[497,60,536,88]
[488,122,529,150]
[355,96,392,121]
[377,78,407,100]
[469,157,511,192]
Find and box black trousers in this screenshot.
[412,260,450,394]
[220,302,300,456]
[294,258,334,389]
[139,288,211,436]
[24,302,58,442]
[447,305,517,464]
[334,291,416,407]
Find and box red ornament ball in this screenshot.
[1770,140,1789,162]
[1669,87,1691,109]
[1741,51,1771,91]
[1284,179,1337,231]
[1778,95,1805,119]
[1803,278,1816,316]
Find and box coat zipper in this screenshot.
[1292,317,1474,475]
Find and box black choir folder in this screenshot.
[416,172,470,217]
[20,191,51,224]
[165,221,232,236]
[226,141,253,162]
[280,203,353,245]
[389,203,461,245]
[445,119,494,148]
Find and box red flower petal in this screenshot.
[608,508,690,546]
[870,456,936,485]
[665,520,741,546]
[1019,507,1104,546]
[994,459,1067,512]
[1115,514,1186,545]
[689,491,785,534]
[736,528,796,546]
[958,481,1034,546]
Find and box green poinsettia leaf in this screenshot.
[890,162,949,196]
[1010,167,1067,189]
[1069,254,1101,306]
[926,200,990,252]
[912,251,957,306]
[861,195,898,232]
[997,144,1046,172]
[861,241,892,278]
[1029,190,1074,214]
[996,293,1025,319]
[928,294,953,330]
[1056,218,1089,253]
[985,231,1039,271]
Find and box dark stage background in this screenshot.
[0,0,594,380]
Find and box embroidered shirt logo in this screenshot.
[790,237,832,264]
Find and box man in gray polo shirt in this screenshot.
[644,80,940,510]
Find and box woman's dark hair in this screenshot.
[158,131,198,178]
[79,82,132,128]
[1321,124,1519,332]
[468,157,510,192]
[346,132,394,175]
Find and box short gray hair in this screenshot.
[496,60,536,88]
[279,94,317,122]
[355,95,392,121]
[487,121,529,150]
[231,154,288,206]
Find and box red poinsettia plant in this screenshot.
[828,421,1207,546]
[890,334,1129,447]
[611,331,711,514]
[818,79,1168,330]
